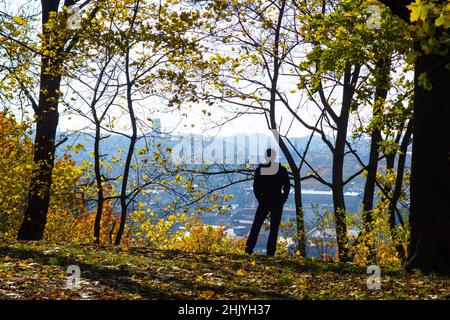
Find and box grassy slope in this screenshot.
[0,242,448,300]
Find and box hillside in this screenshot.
[0,242,448,300]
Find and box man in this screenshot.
[245,148,290,256]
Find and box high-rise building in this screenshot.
[152,118,161,134]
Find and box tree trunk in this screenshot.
[293,172,306,257]
[332,65,360,262]
[383,129,399,230]
[405,52,450,274]
[332,124,348,260]
[380,0,450,274]
[267,0,306,256]
[362,60,389,223]
[93,124,104,244]
[115,128,136,245]
[387,119,413,263]
[17,0,62,240]
[361,128,382,226]
[115,1,139,245]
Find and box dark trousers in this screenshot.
[245,203,283,256]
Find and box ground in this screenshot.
[0,242,448,300]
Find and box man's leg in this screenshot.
[245,205,269,254]
[267,205,283,256]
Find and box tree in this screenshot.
[361,59,390,259]
[62,0,215,245]
[3,0,205,243]
[379,0,450,273]
[293,0,374,261]
[291,0,414,262]
[13,0,100,240]
[0,113,33,239]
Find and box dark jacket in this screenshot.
[253,162,290,206]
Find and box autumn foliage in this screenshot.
[0,113,118,243]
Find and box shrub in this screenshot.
[172,218,245,254]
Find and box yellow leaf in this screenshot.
[236,269,245,276]
[12,16,28,27]
[407,0,429,22]
[199,290,215,299]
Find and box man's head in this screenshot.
[261,147,279,175]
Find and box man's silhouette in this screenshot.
[245,148,290,256]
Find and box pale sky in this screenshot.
[5,0,412,140]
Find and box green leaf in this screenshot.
[418,72,432,90]
[435,15,446,27]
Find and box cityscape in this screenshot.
[60,119,393,256]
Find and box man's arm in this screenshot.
[281,167,291,203]
[253,167,262,200]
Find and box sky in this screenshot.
[5,0,320,138]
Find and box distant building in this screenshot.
[152,118,162,134]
